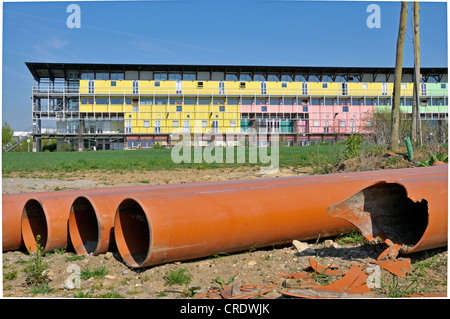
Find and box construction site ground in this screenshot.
[2,156,448,300]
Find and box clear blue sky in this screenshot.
[1,0,448,130]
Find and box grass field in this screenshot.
[2,144,347,174]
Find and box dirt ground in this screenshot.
[2,163,448,300]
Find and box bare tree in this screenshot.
[390,1,409,152]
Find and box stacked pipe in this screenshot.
[2,165,447,270]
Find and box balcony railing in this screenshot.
[33,86,449,98]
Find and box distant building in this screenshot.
[26,62,448,151]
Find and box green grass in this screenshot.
[2,144,346,174]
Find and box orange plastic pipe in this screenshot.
[69,165,447,256]
[114,167,447,268]
[20,178,285,253]
[13,165,447,254]
[327,175,448,254]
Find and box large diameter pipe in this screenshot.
[21,178,282,254]
[15,165,448,254]
[327,175,448,254]
[69,166,447,256]
[114,170,447,268]
[19,176,312,253]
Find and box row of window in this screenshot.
[80,96,448,107]
[78,70,448,84]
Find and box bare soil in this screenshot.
[2,164,448,300]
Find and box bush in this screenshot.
[344,134,364,159]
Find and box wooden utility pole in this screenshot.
[390,1,409,152]
[411,1,422,144]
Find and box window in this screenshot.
[421,99,428,106]
[88,80,94,94]
[343,106,349,112]
[219,105,225,112]
[183,72,196,81]
[242,98,253,105]
[313,120,319,127]
[441,84,447,89]
[254,73,266,82]
[173,120,179,127]
[352,99,360,106]
[154,120,161,133]
[202,121,208,127]
[168,72,182,81]
[176,105,182,112]
[154,72,168,81]
[96,72,109,80]
[311,99,321,106]
[197,81,204,88]
[111,81,116,87]
[219,81,225,94]
[125,121,132,134]
[133,81,139,94]
[111,72,124,80]
[362,83,368,89]
[282,83,287,88]
[283,98,295,105]
[198,98,211,105]
[226,73,238,81]
[340,121,346,127]
[95,97,109,104]
[322,83,328,88]
[110,98,124,104]
[270,98,281,105]
[155,81,160,87]
[303,106,308,112]
[227,98,239,105]
[140,98,153,105]
[230,120,236,127]
[155,98,168,105]
[240,73,252,81]
[240,82,246,88]
[144,121,150,127]
[81,71,94,80]
[262,106,267,112]
[184,98,196,105]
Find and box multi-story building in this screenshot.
[26,62,448,151]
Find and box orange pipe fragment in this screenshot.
[114,166,447,268]
[68,166,447,256]
[327,175,448,254]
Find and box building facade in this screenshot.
[26,63,448,151]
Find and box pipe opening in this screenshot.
[328,182,428,251]
[69,197,99,255]
[22,199,48,252]
[115,199,150,267]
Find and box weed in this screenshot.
[164,268,192,287]
[80,266,109,280]
[65,253,86,262]
[3,270,18,281]
[156,291,168,297]
[98,288,124,299]
[344,134,364,159]
[212,275,236,289]
[381,276,421,298]
[23,235,50,286]
[417,152,448,166]
[74,289,94,298]
[336,231,367,245]
[31,282,55,295]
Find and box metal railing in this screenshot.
[32,86,449,98]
